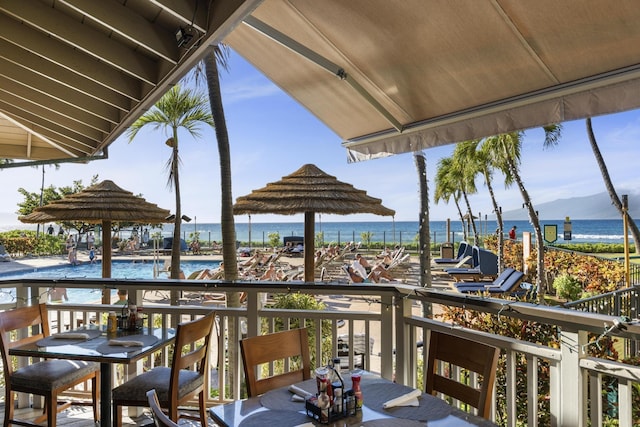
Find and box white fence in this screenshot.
[1,278,639,426]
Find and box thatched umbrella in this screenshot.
[19,180,171,302]
[233,164,395,282]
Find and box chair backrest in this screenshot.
[240,328,311,397]
[168,312,216,401]
[477,249,498,275]
[146,389,179,427]
[0,304,50,377]
[425,331,499,419]
[455,241,468,259]
[470,246,480,268]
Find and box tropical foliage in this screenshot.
[0,230,64,256]
[18,176,99,237]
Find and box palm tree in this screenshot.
[586,118,640,254]
[200,46,243,309]
[495,125,562,302]
[477,137,515,272]
[451,143,480,245]
[126,85,213,281]
[434,157,466,241]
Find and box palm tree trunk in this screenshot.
[462,192,479,246]
[169,129,181,304]
[454,200,466,242]
[205,48,242,400]
[586,118,640,253]
[204,50,240,305]
[414,152,432,294]
[505,155,546,302]
[483,170,504,272]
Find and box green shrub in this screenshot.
[265,293,331,369]
[552,274,583,301]
[267,232,280,248]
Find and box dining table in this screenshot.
[209,371,497,427]
[9,324,176,426]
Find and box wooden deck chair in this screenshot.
[426,331,499,419]
[0,304,100,427]
[112,312,215,426]
[240,328,311,397]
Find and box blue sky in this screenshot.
[2,50,640,226]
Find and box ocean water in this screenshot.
[141,219,635,246]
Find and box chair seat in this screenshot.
[112,366,203,403]
[12,360,99,392]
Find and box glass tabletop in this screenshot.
[209,372,497,427]
[9,325,176,364]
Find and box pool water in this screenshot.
[0,260,220,304]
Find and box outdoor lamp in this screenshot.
[165,214,191,222]
[175,26,194,47]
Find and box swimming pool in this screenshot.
[0,260,220,304]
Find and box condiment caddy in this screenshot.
[305,359,360,424]
[116,301,146,331]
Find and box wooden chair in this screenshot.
[146,389,179,427]
[112,312,215,426]
[425,331,499,419]
[240,328,311,397]
[0,303,100,427]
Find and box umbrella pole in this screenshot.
[102,220,112,303]
[304,212,315,282]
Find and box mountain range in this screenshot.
[500,191,640,220]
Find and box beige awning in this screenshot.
[225,0,640,162]
[0,0,262,165]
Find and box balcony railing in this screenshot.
[1,277,639,427]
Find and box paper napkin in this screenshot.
[382,388,422,408]
[52,332,89,340]
[288,384,312,399]
[108,339,144,347]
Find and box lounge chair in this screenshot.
[454,268,525,294]
[433,241,471,264]
[0,245,11,262]
[337,333,375,370]
[445,246,498,282]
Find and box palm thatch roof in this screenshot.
[19,180,171,298]
[19,180,171,224]
[234,164,394,282]
[233,164,395,216]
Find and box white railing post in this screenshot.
[379,293,394,381]
[558,328,588,426]
[394,294,412,385]
[245,291,259,338]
